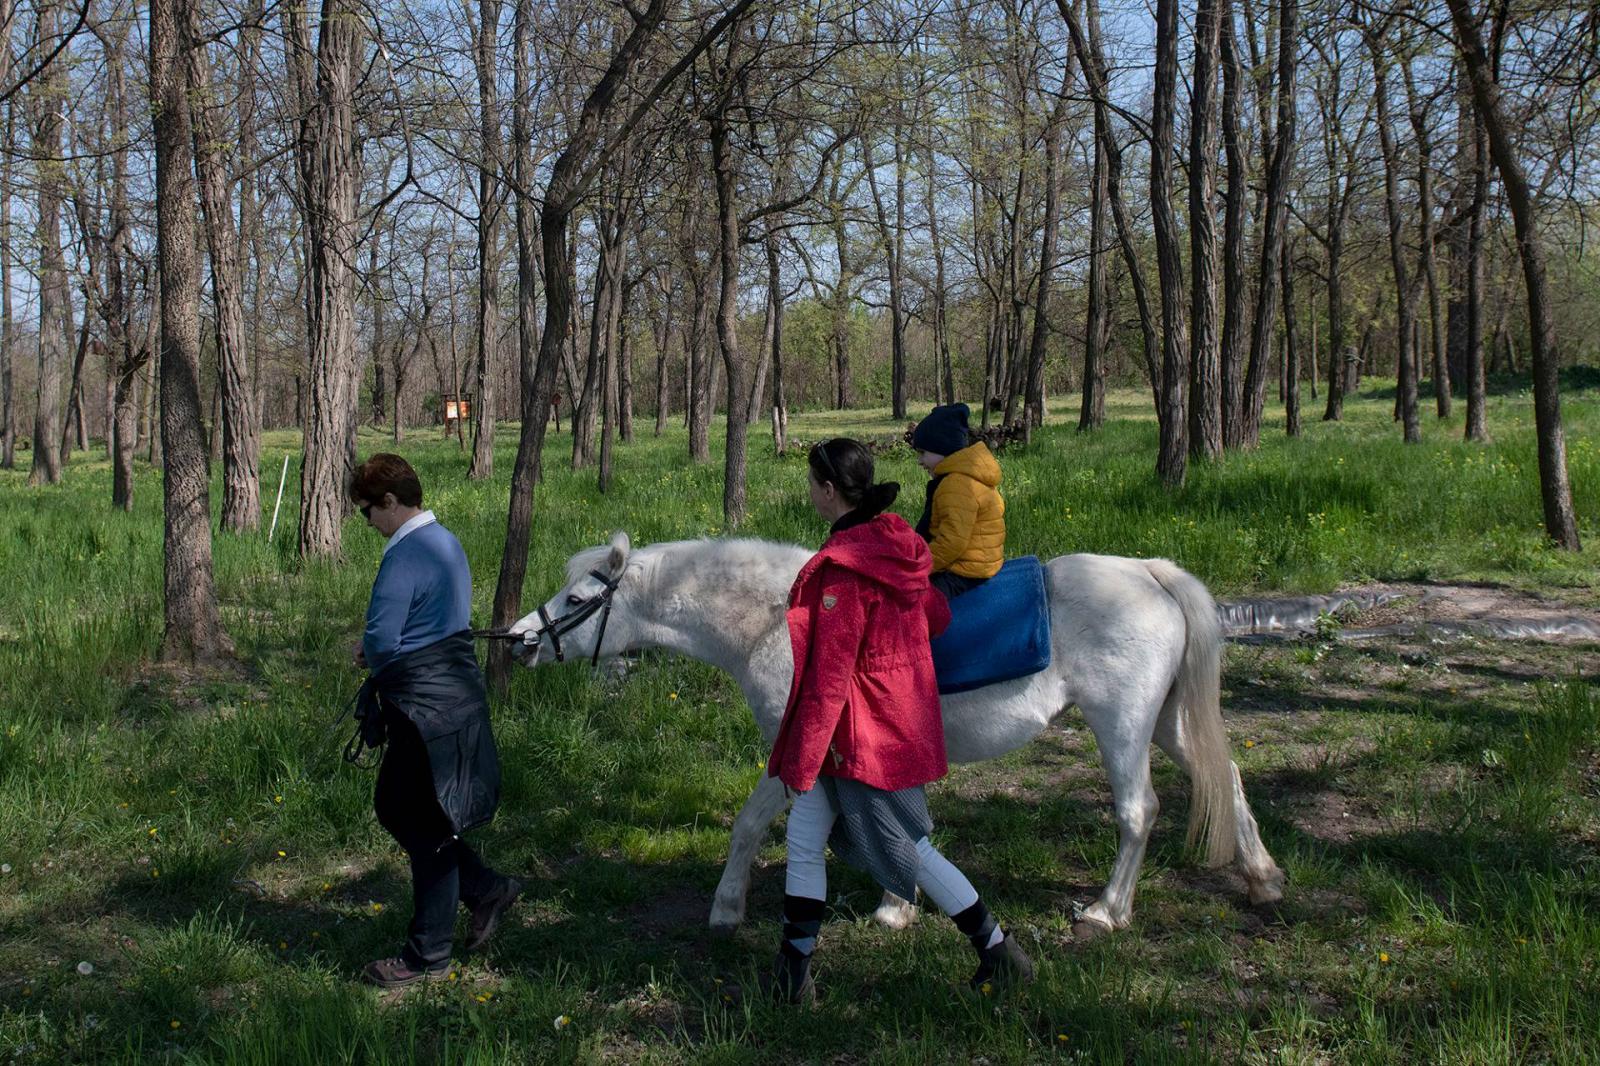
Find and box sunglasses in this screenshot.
[809,442,840,488]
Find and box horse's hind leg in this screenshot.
[710,772,790,933]
[1075,699,1164,935]
[1152,714,1285,907]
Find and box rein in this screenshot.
[471,568,621,669]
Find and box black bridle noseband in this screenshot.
[472,568,621,669]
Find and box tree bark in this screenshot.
[1,100,14,471]
[1282,238,1302,436]
[1366,25,1421,444]
[151,0,232,663]
[1445,0,1579,548]
[1240,0,1297,448]
[1219,0,1248,444]
[1023,94,1067,433]
[467,0,502,481]
[710,92,749,527]
[27,0,69,486]
[1188,0,1222,459]
[288,0,361,557]
[1463,111,1489,441]
[1151,0,1188,486]
[1078,104,1109,433]
[188,8,260,530]
[1061,0,1160,411]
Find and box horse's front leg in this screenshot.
[710,772,791,933]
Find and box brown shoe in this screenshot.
[362,956,450,988]
[465,876,523,951]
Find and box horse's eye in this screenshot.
[566,595,583,606]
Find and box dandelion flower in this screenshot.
[147,827,158,837]
[321,882,332,892]
[1057,1033,1069,1043]
[553,1015,571,1031]
[668,692,678,700]
[278,941,288,950]
[475,994,488,1003]
[276,850,287,858]
[1244,740,1256,749]
[151,869,160,879]
[170,1020,181,1030]
[371,902,384,913]
[980,981,993,996]
[1379,952,1390,964]
[273,795,283,804]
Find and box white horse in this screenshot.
[512,532,1285,938]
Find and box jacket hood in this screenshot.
[934,441,1001,488]
[814,513,932,603]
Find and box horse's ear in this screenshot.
[606,531,631,577]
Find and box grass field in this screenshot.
[1,384,1597,1063]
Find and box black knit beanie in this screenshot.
[911,403,971,457]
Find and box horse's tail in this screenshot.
[1145,559,1238,868]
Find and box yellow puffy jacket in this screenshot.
[926,442,1005,578]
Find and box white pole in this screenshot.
[267,454,291,542]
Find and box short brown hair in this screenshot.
[351,453,423,508]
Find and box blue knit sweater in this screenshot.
[363,520,473,673]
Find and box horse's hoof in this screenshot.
[872,902,917,930]
[708,919,739,939]
[1070,918,1114,942]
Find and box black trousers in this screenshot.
[931,570,987,601]
[374,712,500,967]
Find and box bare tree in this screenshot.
[1188,0,1223,459]
[288,0,362,557]
[27,0,70,485]
[1365,14,1420,444]
[188,3,260,529]
[151,0,232,662]
[467,0,501,481]
[1239,0,1297,448]
[1444,0,1580,549]
[1151,0,1188,486]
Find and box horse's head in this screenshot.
[510,531,636,667]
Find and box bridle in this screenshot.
[472,568,622,669]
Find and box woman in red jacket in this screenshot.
[764,438,1035,1003]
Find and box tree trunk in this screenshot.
[467,0,501,481]
[1445,0,1579,548]
[27,0,69,486]
[371,236,386,425]
[1151,0,1187,486]
[1023,95,1067,433]
[288,0,361,557]
[189,10,260,530]
[864,126,907,421]
[766,237,789,453]
[1367,27,1421,444]
[1282,238,1302,436]
[151,0,232,663]
[1187,0,1222,459]
[489,0,687,693]
[0,9,14,470]
[1219,0,1248,444]
[1078,105,1109,433]
[711,99,749,527]
[652,284,671,436]
[1062,0,1159,411]
[923,140,954,405]
[1463,111,1489,442]
[1240,0,1297,448]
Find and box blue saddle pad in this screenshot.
[931,556,1052,694]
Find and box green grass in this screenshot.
[0,383,1597,1063]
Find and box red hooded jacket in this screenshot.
[767,512,953,793]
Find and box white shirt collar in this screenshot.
[383,510,437,556]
